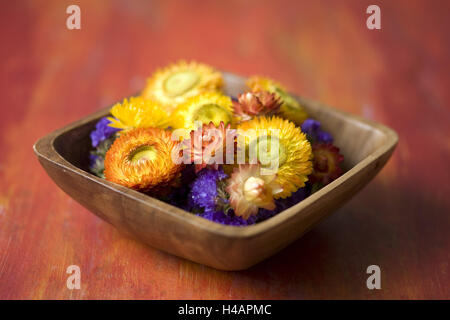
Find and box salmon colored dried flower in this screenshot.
[233,91,282,122]
[226,164,283,220]
[183,121,236,173]
[246,76,308,125]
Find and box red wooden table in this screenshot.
[1,0,449,299]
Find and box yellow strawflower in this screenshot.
[108,96,169,131]
[238,116,313,198]
[142,60,223,112]
[170,92,234,130]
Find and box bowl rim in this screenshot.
[33,81,398,240]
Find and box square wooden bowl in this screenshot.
[33,72,398,270]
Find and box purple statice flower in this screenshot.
[89,153,105,178]
[89,153,100,168]
[301,118,320,133]
[188,167,313,227]
[278,185,311,208]
[89,134,117,178]
[301,119,333,144]
[188,167,228,212]
[90,117,120,147]
[316,130,333,143]
[166,166,197,209]
[257,185,311,221]
[200,210,258,226]
[199,201,281,226]
[198,185,312,227]
[188,167,259,226]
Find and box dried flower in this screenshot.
[310,143,344,185]
[233,91,281,122]
[301,119,333,144]
[104,128,183,191]
[238,116,313,198]
[183,121,237,173]
[246,76,308,125]
[142,60,223,112]
[226,165,282,219]
[90,117,120,148]
[188,167,228,213]
[170,92,233,130]
[108,96,169,131]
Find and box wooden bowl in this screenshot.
[33,72,398,270]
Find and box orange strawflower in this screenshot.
[104,128,183,191]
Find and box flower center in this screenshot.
[163,71,200,97]
[193,103,231,126]
[129,145,157,163]
[243,177,265,202]
[251,135,287,169]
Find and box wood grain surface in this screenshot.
[1,0,449,299]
